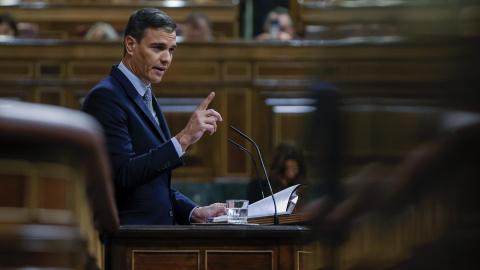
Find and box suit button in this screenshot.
[169,210,173,217]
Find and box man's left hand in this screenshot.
[191,203,227,223]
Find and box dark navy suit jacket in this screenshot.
[82,65,197,225]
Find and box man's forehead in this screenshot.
[143,28,177,42]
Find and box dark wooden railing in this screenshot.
[0,99,119,269]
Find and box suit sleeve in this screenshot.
[82,87,184,191]
[171,188,197,224]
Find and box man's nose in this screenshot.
[159,50,171,64]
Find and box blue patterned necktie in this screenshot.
[143,85,159,125]
[143,85,154,114]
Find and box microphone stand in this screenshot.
[228,139,265,199]
[229,125,279,225]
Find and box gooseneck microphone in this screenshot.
[229,125,279,225]
[228,139,265,199]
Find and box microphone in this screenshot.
[228,139,265,199]
[229,125,279,225]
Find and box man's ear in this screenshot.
[125,35,136,56]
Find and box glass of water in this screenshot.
[226,199,249,224]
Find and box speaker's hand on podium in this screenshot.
[191,203,227,223]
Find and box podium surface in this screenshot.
[106,225,312,270]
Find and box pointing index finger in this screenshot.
[198,92,215,111]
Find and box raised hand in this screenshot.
[175,92,222,151]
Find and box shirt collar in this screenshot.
[118,61,150,97]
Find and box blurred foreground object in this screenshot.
[0,100,119,268]
[302,0,480,269]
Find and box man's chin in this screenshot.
[150,77,163,84]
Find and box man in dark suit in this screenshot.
[82,8,225,225]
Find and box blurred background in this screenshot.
[1,0,479,269]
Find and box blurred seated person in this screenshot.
[302,121,480,270]
[306,121,480,227]
[0,13,18,37]
[459,3,480,37]
[84,22,119,41]
[256,7,298,41]
[247,141,306,203]
[182,12,213,41]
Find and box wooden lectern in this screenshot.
[105,225,312,270]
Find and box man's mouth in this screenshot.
[153,67,166,72]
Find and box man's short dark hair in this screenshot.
[123,8,177,56]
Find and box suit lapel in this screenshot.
[152,92,172,139]
[110,65,167,142]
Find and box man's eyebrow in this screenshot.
[150,42,177,48]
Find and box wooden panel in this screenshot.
[274,114,313,150]
[205,250,274,270]
[255,62,318,80]
[36,61,66,78]
[107,226,308,270]
[68,61,114,80]
[0,61,34,79]
[224,89,252,176]
[72,90,91,110]
[223,61,252,81]
[212,21,238,37]
[0,249,85,268]
[341,109,375,158]
[297,241,329,270]
[256,61,460,82]
[0,175,26,208]
[165,61,220,82]
[0,160,33,223]
[132,250,199,270]
[297,251,312,270]
[322,61,461,83]
[337,197,453,270]
[35,87,66,106]
[38,177,67,210]
[374,110,441,156]
[0,89,28,101]
[341,106,443,159]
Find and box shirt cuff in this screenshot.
[189,206,198,224]
[171,137,185,157]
